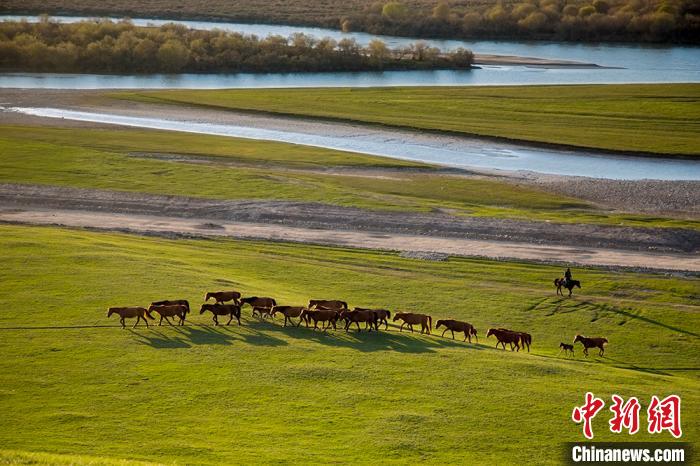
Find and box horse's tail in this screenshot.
[271,298,277,306]
[342,301,348,309]
[427,315,432,332]
[144,309,155,320]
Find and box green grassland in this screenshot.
[0,224,698,464]
[1,124,697,230]
[118,84,700,157]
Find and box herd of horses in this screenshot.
[107,285,608,357]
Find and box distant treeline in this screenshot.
[0,18,474,74]
[3,0,698,44]
[343,0,699,43]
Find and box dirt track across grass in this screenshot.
[1,183,698,271]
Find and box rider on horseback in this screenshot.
[564,267,572,286]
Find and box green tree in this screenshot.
[157,39,190,72]
[433,1,451,21]
[382,2,410,21]
[368,39,390,67]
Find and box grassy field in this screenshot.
[0,224,698,464]
[2,124,698,230]
[118,84,700,157]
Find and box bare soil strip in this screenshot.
[2,208,698,272]
[1,183,698,271]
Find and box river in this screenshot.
[8,106,699,180]
[1,15,699,88]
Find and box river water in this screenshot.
[1,15,699,88]
[8,106,699,180]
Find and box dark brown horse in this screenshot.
[240,296,276,311]
[107,307,154,329]
[252,306,275,319]
[498,328,531,352]
[200,303,241,326]
[271,306,306,327]
[301,308,340,330]
[574,334,608,357]
[559,342,575,357]
[555,278,581,297]
[393,312,432,334]
[339,309,377,332]
[151,299,190,313]
[205,291,241,304]
[355,307,391,331]
[436,319,476,342]
[486,328,520,351]
[148,303,188,326]
[309,299,348,310]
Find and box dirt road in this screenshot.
[1,184,698,271]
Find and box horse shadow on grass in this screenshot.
[580,300,699,338]
[129,323,288,349]
[248,318,483,354]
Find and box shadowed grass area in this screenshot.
[118,84,700,157]
[0,224,698,464]
[1,124,698,229]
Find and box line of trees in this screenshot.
[340,0,699,43]
[0,18,474,74]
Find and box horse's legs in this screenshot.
[159,315,163,326]
[133,315,141,329]
[227,314,233,325]
[464,331,469,342]
[451,330,455,340]
[356,321,361,332]
[441,328,448,337]
[409,324,414,333]
[384,319,388,331]
[213,315,219,326]
[399,322,405,332]
[599,346,604,357]
[165,316,173,326]
[120,317,125,329]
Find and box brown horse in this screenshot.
[574,335,608,357]
[240,296,276,311]
[252,306,275,319]
[559,342,575,357]
[339,309,377,332]
[151,299,190,313]
[486,328,520,351]
[271,306,306,327]
[148,303,188,326]
[309,299,348,310]
[436,319,476,342]
[355,307,391,331]
[554,278,581,297]
[301,308,340,330]
[393,312,432,334]
[205,291,241,304]
[107,307,154,329]
[200,303,241,326]
[498,328,532,352]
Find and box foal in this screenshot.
[559,342,575,357]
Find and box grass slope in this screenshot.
[1,124,697,230]
[119,84,700,157]
[0,225,698,464]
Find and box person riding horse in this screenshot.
[564,267,572,287]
